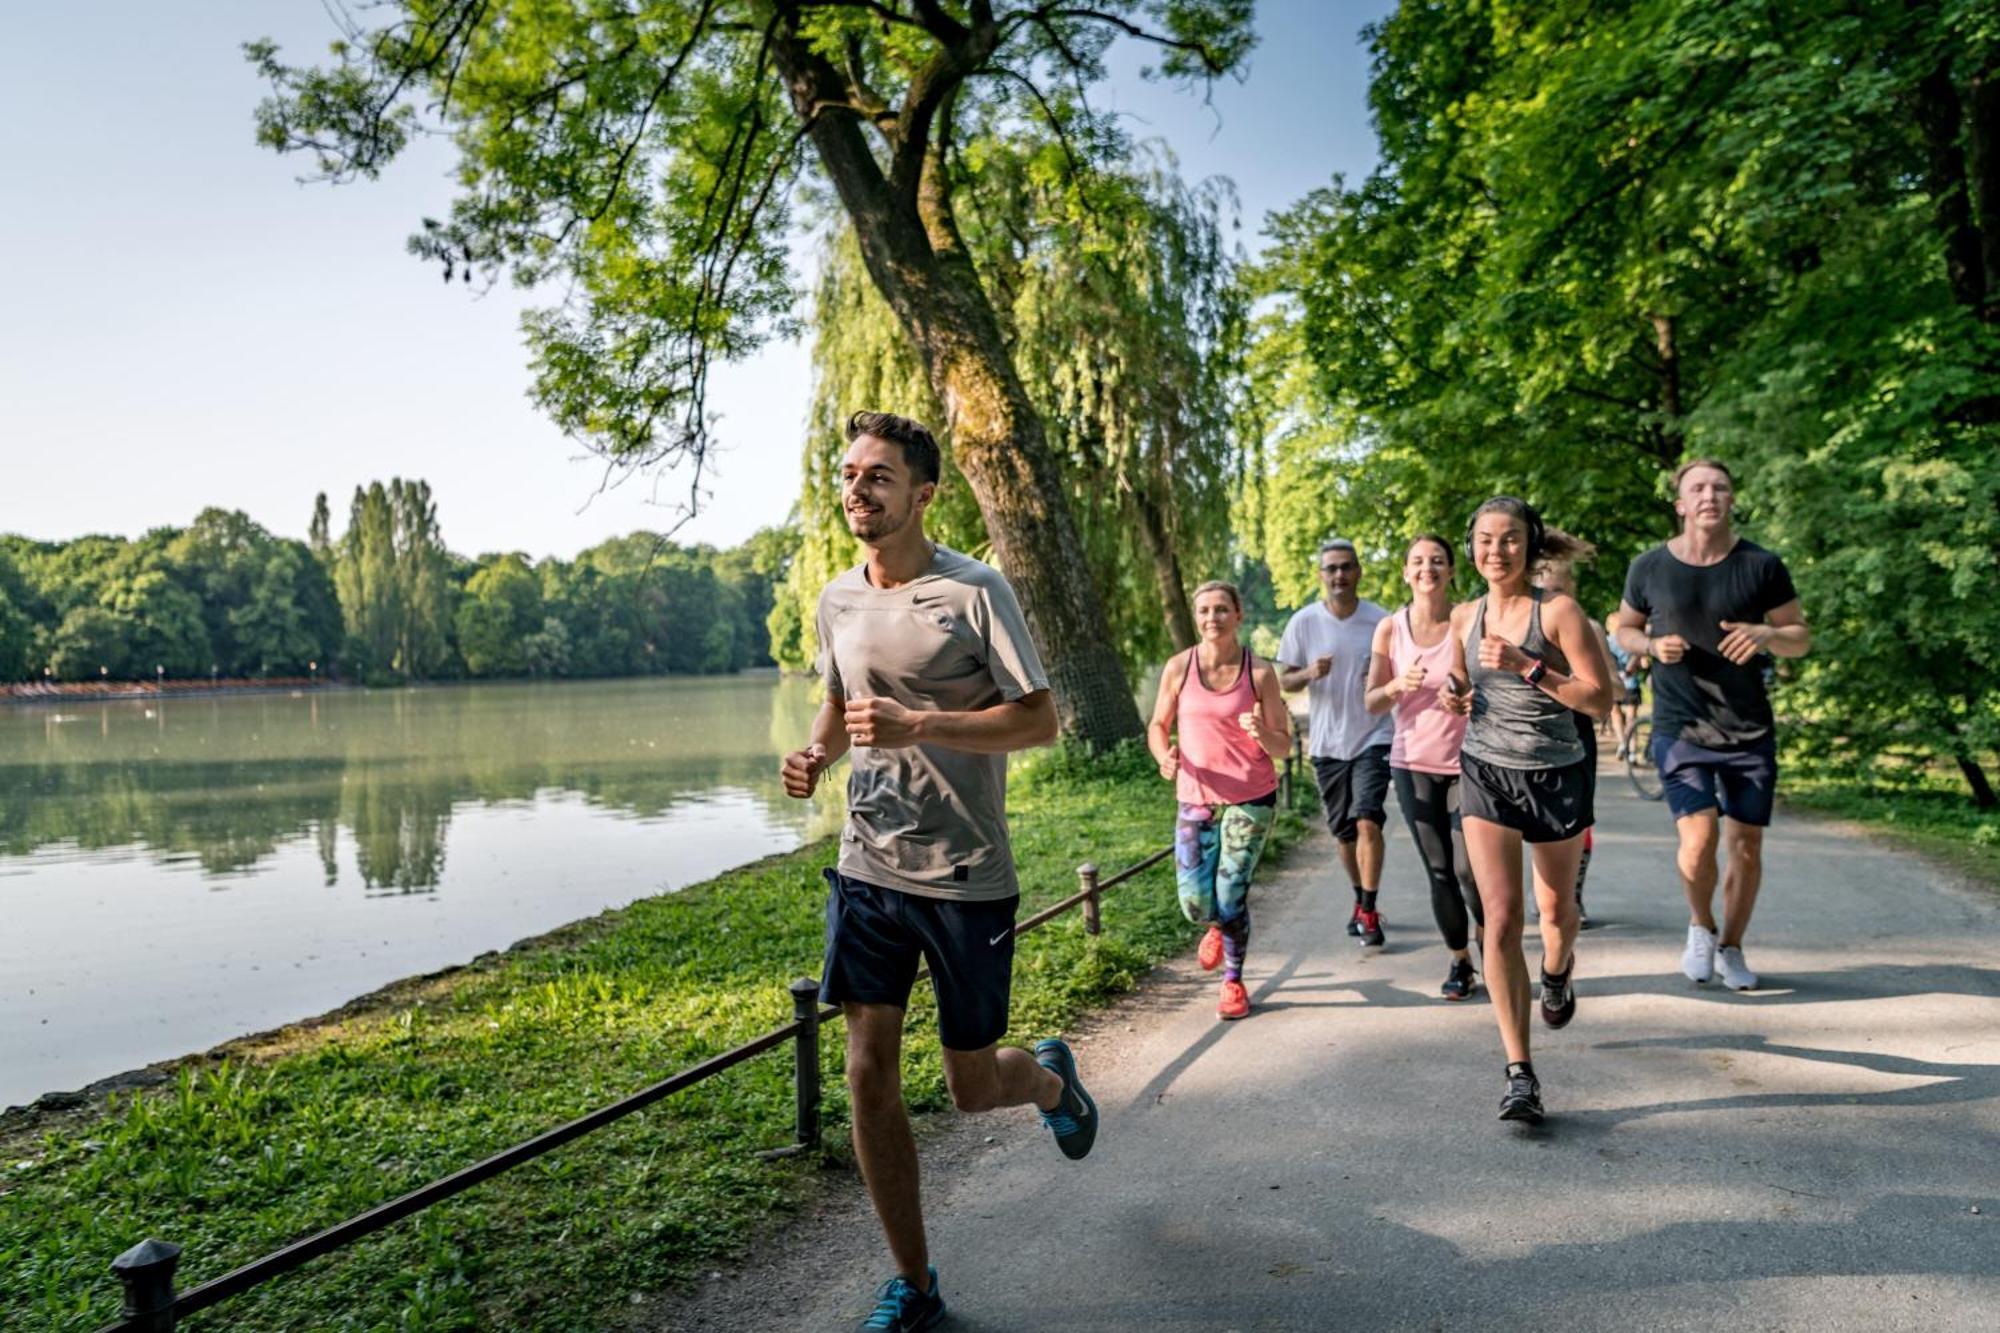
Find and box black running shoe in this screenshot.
[1498,1065,1543,1123]
[1441,956,1477,1001]
[1346,902,1364,937]
[1034,1038,1097,1160]
[856,1268,944,1332]
[1358,909,1385,947]
[1539,963,1576,1029]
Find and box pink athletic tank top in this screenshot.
[1176,646,1279,806]
[1389,608,1467,776]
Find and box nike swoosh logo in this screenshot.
[989,930,1012,946]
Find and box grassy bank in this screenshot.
[1783,771,2000,894]
[0,746,1305,1332]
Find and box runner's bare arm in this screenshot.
[1720,598,1810,663]
[1439,603,1473,713]
[1360,616,1408,712]
[781,693,851,798]
[1614,600,1684,662]
[843,689,1058,753]
[1249,660,1293,760]
[1540,595,1616,718]
[1149,655,1186,779]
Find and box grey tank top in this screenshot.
[1461,589,1584,770]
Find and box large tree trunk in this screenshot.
[1913,58,1987,316]
[1967,57,2000,323]
[1648,312,1683,451]
[1131,485,1197,653]
[777,44,1144,748]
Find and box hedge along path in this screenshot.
[0,750,1306,1332]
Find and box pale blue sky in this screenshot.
[2,1,1392,560]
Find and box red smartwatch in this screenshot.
[1519,655,1548,687]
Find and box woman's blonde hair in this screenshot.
[1189,579,1242,612]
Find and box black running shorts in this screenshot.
[1460,752,1594,844]
[818,868,1018,1051]
[1311,745,1392,843]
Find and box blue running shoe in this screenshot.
[1034,1038,1098,1160]
[857,1267,943,1332]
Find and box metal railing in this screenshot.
[97,843,1191,1331]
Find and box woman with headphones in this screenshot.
[1441,497,1615,1123]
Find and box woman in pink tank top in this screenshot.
[1147,580,1289,1021]
[1365,535,1484,1001]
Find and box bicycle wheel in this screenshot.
[1626,714,1664,801]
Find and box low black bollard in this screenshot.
[1077,862,1102,936]
[112,1237,181,1332]
[788,976,822,1152]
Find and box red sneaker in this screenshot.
[1198,924,1225,971]
[1218,978,1250,1020]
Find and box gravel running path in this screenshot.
[640,767,2000,1332]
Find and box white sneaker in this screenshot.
[1716,946,1758,991]
[1681,925,1717,983]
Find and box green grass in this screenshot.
[1782,769,2000,894]
[0,746,1305,1331]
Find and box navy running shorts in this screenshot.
[818,868,1018,1051]
[1651,733,1778,827]
[1311,745,1392,843]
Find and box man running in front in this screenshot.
[1613,460,1811,991]
[1279,538,1394,946]
[781,412,1097,1332]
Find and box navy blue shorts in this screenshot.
[819,868,1018,1051]
[1652,733,1778,827]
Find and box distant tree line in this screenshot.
[0,484,789,684]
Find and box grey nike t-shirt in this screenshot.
[815,545,1050,902]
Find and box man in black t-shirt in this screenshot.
[1614,460,1811,992]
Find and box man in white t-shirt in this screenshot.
[1278,538,1394,945]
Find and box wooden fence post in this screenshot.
[1078,863,1101,936]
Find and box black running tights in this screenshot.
[1391,767,1483,952]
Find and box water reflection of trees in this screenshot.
[0,677,830,889]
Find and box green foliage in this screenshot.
[0,756,1302,1332]
[456,554,542,677]
[334,480,454,681]
[0,496,789,685]
[776,145,1251,675]
[1255,0,2000,798]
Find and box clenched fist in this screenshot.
[1477,634,1530,674]
[1157,744,1181,783]
[781,743,829,799]
[844,696,921,748]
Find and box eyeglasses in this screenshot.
[1319,562,1357,575]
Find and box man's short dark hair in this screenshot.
[1672,458,1734,492]
[847,411,941,486]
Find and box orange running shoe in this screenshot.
[1217,978,1250,1020]
[1198,924,1225,971]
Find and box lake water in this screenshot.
[0,675,842,1109]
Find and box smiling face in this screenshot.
[840,434,933,543]
[1193,587,1242,643]
[1403,538,1453,596]
[1675,464,1736,534]
[1471,511,1530,586]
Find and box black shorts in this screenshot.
[818,868,1017,1051]
[1460,752,1594,844]
[1312,745,1392,843]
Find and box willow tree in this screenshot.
[249,2,1255,746]
[778,139,1245,676]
